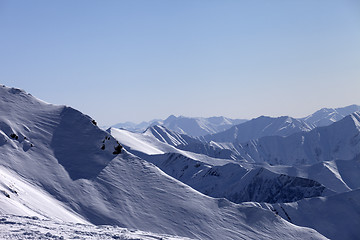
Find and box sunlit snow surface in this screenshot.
[0,215,190,240]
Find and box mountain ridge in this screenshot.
[111,104,360,139]
[113,115,247,137]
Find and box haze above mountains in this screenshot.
[0,84,359,240]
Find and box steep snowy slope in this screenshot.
[113,115,247,137]
[0,85,326,239]
[110,127,235,166]
[261,189,360,240]
[0,166,88,224]
[204,115,314,143]
[303,104,360,127]
[235,112,360,165]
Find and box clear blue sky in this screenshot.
[1,0,359,125]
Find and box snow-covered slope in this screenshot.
[220,167,333,203]
[0,166,88,224]
[204,115,314,143]
[235,112,360,165]
[0,214,189,240]
[111,128,335,204]
[0,85,326,239]
[110,127,235,166]
[303,104,360,127]
[147,153,334,204]
[113,115,247,137]
[262,189,360,240]
[265,157,360,193]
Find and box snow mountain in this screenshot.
[113,115,247,137]
[109,115,360,240]
[0,85,327,239]
[302,104,360,127]
[144,125,235,159]
[234,112,360,165]
[263,189,360,240]
[112,105,359,139]
[111,119,161,133]
[111,128,335,204]
[203,115,314,144]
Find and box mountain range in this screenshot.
[112,115,247,137]
[0,84,359,239]
[112,104,360,138]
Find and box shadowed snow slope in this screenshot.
[0,85,327,239]
[264,157,360,193]
[261,189,360,240]
[151,154,334,204]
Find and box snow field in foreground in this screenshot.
[0,215,191,240]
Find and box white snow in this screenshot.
[302,105,360,127]
[0,214,190,240]
[113,115,247,137]
[264,189,360,240]
[0,85,328,240]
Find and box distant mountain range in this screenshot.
[112,104,360,138]
[302,104,360,127]
[112,115,247,137]
[109,107,360,239]
[203,115,314,143]
[233,112,360,165]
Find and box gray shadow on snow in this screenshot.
[50,107,114,180]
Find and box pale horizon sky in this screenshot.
[1,0,359,125]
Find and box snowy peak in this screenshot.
[0,85,121,180]
[205,115,313,143]
[144,125,188,146]
[303,104,360,127]
[236,112,360,165]
[111,119,161,133]
[113,115,247,137]
[153,115,248,137]
[349,111,360,129]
